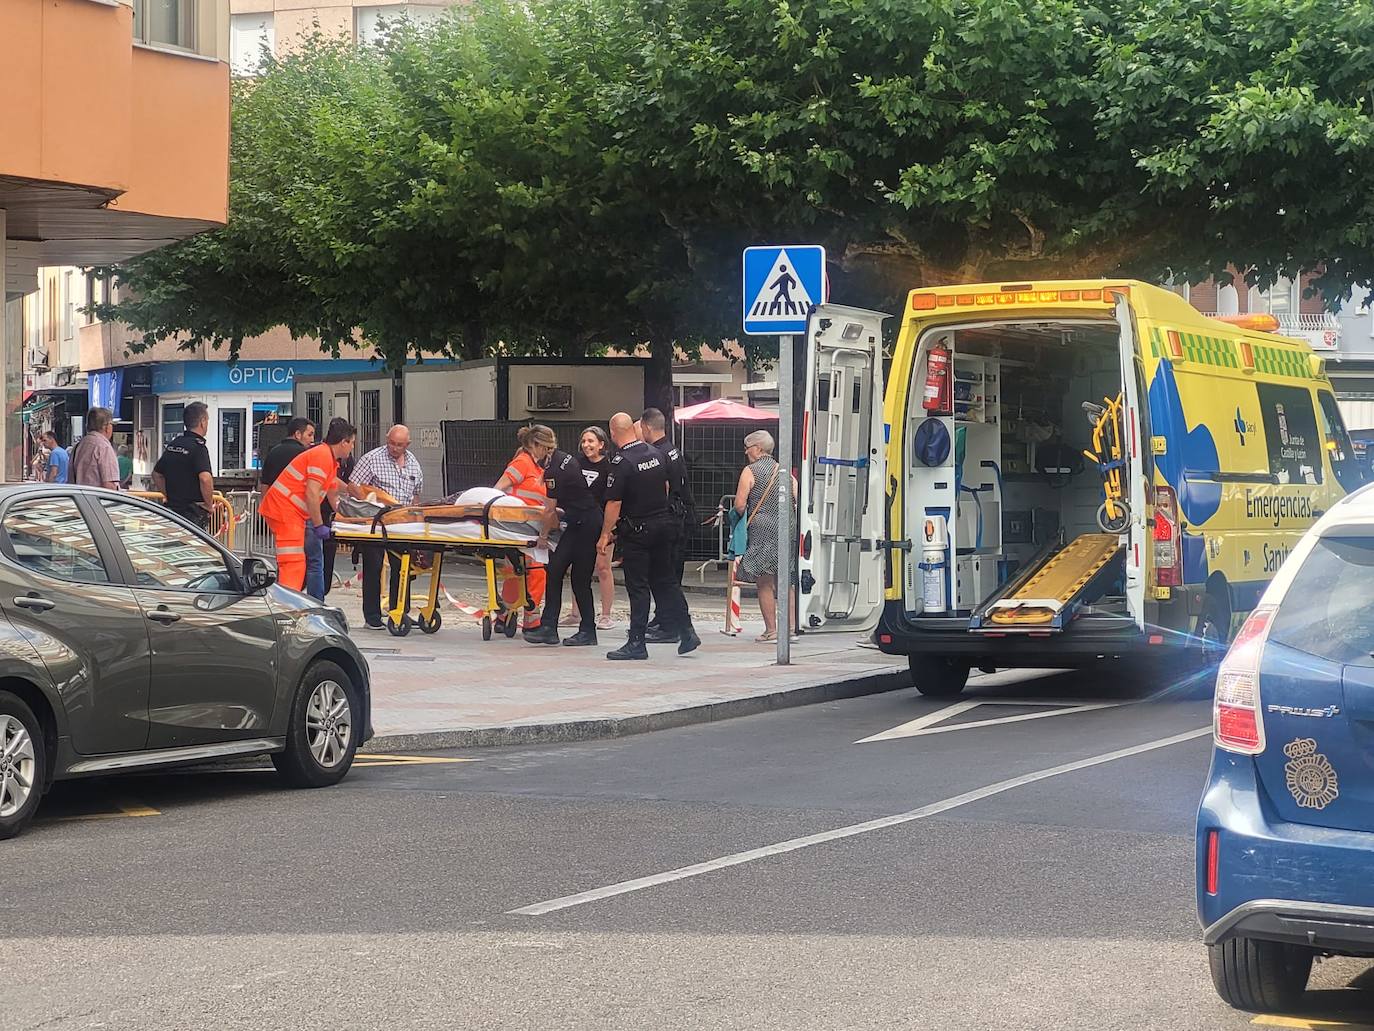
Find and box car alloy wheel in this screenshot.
[0,714,37,819]
[305,679,352,770]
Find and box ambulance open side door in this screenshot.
[798,304,890,633]
[1113,291,1148,628]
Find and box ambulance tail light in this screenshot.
[1153,485,1182,587]
[1214,606,1275,755]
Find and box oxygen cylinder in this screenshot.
[919,515,948,614]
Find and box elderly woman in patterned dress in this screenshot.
[732,429,797,642]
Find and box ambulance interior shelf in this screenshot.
[910,320,1131,627]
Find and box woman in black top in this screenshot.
[560,426,615,630]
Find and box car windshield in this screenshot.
[1269,536,1374,665]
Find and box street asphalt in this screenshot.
[3,668,1373,1031]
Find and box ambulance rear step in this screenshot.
[969,533,1124,634]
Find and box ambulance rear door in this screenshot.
[1113,290,1148,627]
[798,304,890,633]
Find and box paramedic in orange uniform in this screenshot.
[492,424,557,636]
[260,418,357,591]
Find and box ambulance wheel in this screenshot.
[503,615,519,638]
[386,614,412,637]
[482,616,493,641]
[1096,500,1130,533]
[910,657,969,697]
[418,611,442,635]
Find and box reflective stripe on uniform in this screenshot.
[504,466,524,483]
[306,466,327,478]
[277,545,305,555]
[516,489,546,503]
[283,464,306,480]
[271,479,310,514]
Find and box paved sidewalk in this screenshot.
[325,574,910,750]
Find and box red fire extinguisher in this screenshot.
[923,343,952,413]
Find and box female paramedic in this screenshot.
[492,424,556,636]
[523,433,603,647]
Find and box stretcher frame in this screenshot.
[332,499,544,640]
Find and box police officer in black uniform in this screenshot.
[524,443,602,647]
[598,412,700,661]
[638,407,696,642]
[152,400,215,528]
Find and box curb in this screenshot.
[365,667,911,752]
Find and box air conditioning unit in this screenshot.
[527,383,573,412]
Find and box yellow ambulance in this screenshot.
[798,281,1366,695]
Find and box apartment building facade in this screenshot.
[3,0,231,479]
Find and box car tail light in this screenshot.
[1214,606,1275,755]
[1205,829,1219,895]
[1153,486,1182,587]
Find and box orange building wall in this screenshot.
[0,0,134,193]
[116,47,231,225]
[0,0,229,230]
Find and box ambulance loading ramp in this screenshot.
[970,533,1124,633]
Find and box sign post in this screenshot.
[741,245,826,666]
[776,333,793,665]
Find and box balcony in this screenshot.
[1199,311,1342,353]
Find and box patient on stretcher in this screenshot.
[331,486,562,562]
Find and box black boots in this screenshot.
[562,629,598,647]
[644,627,679,644]
[677,625,701,655]
[607,638,649,660]
[523,625,559,645]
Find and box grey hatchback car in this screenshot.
[0,484,372,839]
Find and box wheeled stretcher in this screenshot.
[332,488,558,639]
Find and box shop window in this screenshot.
[360,390,381,452]
[220,409,246,471]
[1256,383,1322,485]
[161,404,185,451]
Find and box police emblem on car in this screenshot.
[1283,738,1340,810]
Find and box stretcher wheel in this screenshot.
[503,614,519,638]
[386,614,412,637]
[418,611,442,635]
[482,616,492,641]
[1096,499,1130,533]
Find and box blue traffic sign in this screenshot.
[742,245,826,336]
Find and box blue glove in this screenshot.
[311,523,332,541]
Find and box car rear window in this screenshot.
[1269,536,1374,665]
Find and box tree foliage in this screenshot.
[95,0,1374,369]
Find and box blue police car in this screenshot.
[1198,483,1374,1012]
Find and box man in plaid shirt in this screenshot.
[350,425,424,629]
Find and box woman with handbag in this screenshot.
[732,429,797,643]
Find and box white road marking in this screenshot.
[856,701,1125,743]
[509,726,1211,916]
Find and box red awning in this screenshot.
[675,398,776,421]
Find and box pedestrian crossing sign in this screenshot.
[742,245,826,336]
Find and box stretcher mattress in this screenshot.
[332,487,555,563]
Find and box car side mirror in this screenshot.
[242,557,278,593]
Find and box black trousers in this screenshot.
[322,540,339,596]
[172,505,209,530]
[648,514,690,627]
[540,514,598,633]
[362,545,409,624]
[621,513,691,640]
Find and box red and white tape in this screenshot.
[442,586,488,621]
[721,558,742,636]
